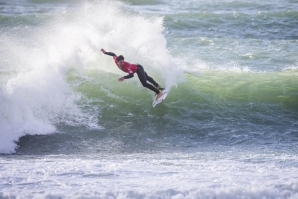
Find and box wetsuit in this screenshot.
[104,52,160,94]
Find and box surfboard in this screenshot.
[152,89,168,107]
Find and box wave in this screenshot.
[2,182,298,199]
[128,0,165,5]
[0,0,180,154]
[164,10,298,40]
[0,14,44,28]
[11,60,298,155]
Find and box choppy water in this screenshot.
[0,0,298,198]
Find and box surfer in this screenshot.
[101,48,163,100]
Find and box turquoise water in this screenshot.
[0,0,298,198]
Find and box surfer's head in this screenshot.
[117,55,125,67]
[117,55,124,61]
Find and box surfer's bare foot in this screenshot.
[155,92,163,100]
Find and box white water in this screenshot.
[1,151,298,199]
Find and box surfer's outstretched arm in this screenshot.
[101,49,116,56]
[104,52,116,56]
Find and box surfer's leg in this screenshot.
[137,65,160,94]
[144,72,159,88]
[145,73,164,91]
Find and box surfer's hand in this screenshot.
[101,48,106,53]
[118,77,125,82]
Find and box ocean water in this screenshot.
[0,0,298,198]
